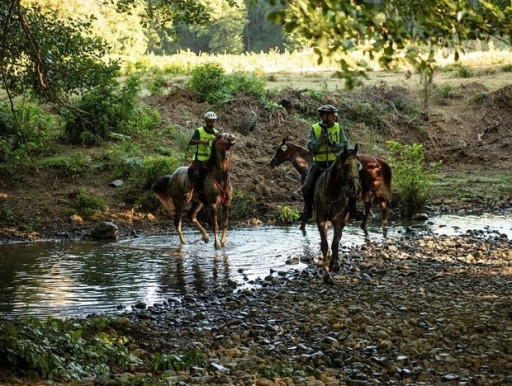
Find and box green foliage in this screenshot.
[226,72,267,100]
[63,74,160,146]
[68,187,108,219]
[186,63,268,106]
[502,64,512,72]
[37,153,93,179]
[273,205,300,224]
[304,89,325,102]
[259,362,318,383]
[456,66,475,78]
[386,141,442,218]
[146,74,169,95]
[150,351,205,372]
[436,83,460,99]
[186,62,227,103]
[0,4,119,102]
[122,155,182,211]
[0,316,139,381]
[268,0,512,89]
[230,191,258,221]
[0,101,60,162]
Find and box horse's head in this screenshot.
[208,132,236,170]
[335,143,361,199]
[214,132,236,150]
[268,137,290,169]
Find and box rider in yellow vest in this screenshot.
[185,111,219,203]
[299,104,348,227]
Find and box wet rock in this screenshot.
[90,221,119,240]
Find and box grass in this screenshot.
[433,172,512,201]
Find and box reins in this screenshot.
[321,154,360,205]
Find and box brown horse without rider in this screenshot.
[152,132,235,248]
[269,137,392,229]
[314,144,361,273]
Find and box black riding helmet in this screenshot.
[317,104,339,115]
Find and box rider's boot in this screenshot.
[348,197,364,220]
[299,194,313,227]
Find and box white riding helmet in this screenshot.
[203,111,218,120]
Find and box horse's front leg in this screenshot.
[173,202,187,244]
[329,217,347,272]
[316,220,330,270]
[219,202,231,247]
[210,203,221,249]
[189,202,209,243]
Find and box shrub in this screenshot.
[67,187,107,219]
[273,205,300,224]
[125,155,182,211]
[502,64,512,72]
[0,101,60,162]
[0,316,138,381]
[456,66,474,78]
[437,83,459,99]
[186,62,226,103]
[37,153,93,179]
[186,63,269,106]
[386,141,442,218]
[230,191,258,221]
[63,74,159,145]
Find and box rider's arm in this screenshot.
[189,129,207,145]
[306,126,327,154]
[333,126,348,152]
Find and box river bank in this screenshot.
[1,230,511,385]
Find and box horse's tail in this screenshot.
[377,158,393,203]
[151,175,174,219]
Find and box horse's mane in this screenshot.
[204,139,219,169]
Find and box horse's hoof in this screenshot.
[330,263,340,273]
[299,222,306,235]
[323,272,334,285]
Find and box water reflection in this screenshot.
[0,213,510,318]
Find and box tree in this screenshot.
[268,0,512,88]
[244,0,285,52]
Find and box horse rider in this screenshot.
[185,111,219,203]
[299,104,362,227]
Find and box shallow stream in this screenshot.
[1,213,510,319]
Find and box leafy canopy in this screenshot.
[268,0,512,88]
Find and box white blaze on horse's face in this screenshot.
[280,144,287,152]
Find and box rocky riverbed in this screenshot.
[107,231,512,385]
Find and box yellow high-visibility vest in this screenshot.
[312,123,341,162]
[194,127,218,161]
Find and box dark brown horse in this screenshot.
[152,132,236,248]
[314,144,361,273]
[269,137,392,229]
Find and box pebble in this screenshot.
[113,234,512,384]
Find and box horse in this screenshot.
[268,137,392,229]
[314,144,361,273]
[151,132,236,248]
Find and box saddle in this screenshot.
[187,163,208,190]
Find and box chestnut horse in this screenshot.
[269,137,392,229]
[314,144,361,273]
[152,132,236,248]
